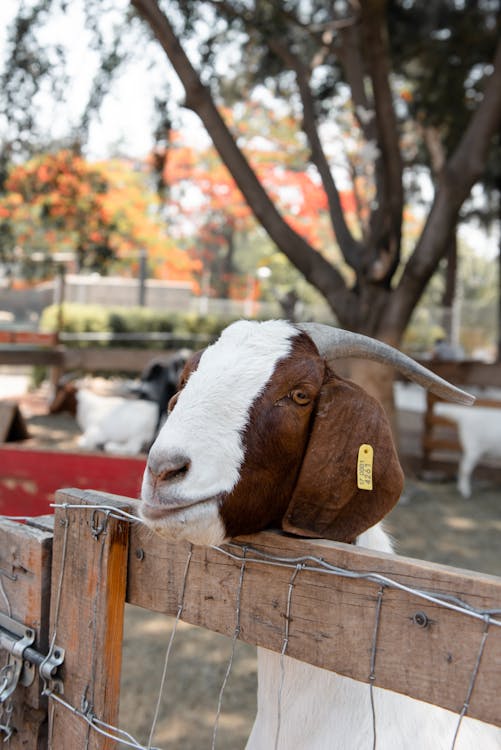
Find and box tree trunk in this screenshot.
[343,359,400,447]
[441,232,457,342]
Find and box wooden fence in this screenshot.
[1,487,501,748]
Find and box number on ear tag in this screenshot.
[357,444,373,490]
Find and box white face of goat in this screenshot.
[140,320,404,546]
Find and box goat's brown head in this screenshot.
[140,320,473,546]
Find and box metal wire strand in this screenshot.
[368,586,385,750]
[274,563,303,750]
[48,691,161,750]
[147,544,193,749]
[450,615,491,750]
[211,550,247,750]
[212,544,501,628]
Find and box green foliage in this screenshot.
[39,303,236,345]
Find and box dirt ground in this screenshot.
[3,382,501,749]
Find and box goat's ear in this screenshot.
[282,371,404,543]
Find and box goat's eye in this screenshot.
[290,389,311,406]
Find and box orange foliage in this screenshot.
[157,109,359,299]
[1,150,198,284]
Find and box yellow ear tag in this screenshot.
[357,444,374,490]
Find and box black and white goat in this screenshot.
[50,351,189,455]
[132,350,190,430]
[139,320,500,749]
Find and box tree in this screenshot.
[2,1,501,406]
[0,149,199,282]
[127,0,501,406]
[157,108,340,299]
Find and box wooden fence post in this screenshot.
[0,515,53,749]
[48,488,133,750]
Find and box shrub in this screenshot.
[39,304,237,347]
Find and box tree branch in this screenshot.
[130,0,353,312]
[359,0,404,280]
[383,38,501,340]
[265,36,364,270]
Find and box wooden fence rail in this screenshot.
[1,487,500,749]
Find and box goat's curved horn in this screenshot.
[299,323,474,405]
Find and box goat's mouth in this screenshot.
[139,494,222,522]
[139,494,227,546]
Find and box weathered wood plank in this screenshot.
[0,345,176,372]
[0,345,65,367]
[61,347,170,372]
[127,511,501,728]
[48,488,132,750]
[0,516,53,748]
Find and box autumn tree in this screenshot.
[158,107,338,300]
[127,0,501,404]
[0,149,199,282]
[2,1,501,403]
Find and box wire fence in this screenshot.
[1,498,501,749]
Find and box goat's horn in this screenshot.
[299,323,474,406]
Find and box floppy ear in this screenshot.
[282,370,404,543]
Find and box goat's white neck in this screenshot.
[247,524,500,750]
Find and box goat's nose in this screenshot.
[148,455,191,483]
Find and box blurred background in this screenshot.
[0,0,500,362]
[1,2,501,747]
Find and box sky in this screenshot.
[0,0,499,258]
[0,0,203,160]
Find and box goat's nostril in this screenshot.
[159,462,190,482]
[149,457,191,484]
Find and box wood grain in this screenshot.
[0,516,53,748]
[48,488,132,750]
[127,508,501,728]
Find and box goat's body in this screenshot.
[249,651,501,749]
[248,525,501,750]
[435,403,501,497]
[76,389,158,455]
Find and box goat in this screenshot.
[49,354,188,455]
[139,320,500,749]
[434,401,501,498]
[132,350,190,430]
[75,388,158,455]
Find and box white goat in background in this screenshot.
[76,388,158,455]
[435,401,501,498]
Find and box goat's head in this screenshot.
[140,320,473,546]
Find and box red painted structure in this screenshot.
[0,446,145,516]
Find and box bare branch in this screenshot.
[265,36,364,270]
[383,38,501,340]
[131,0,353,311]
[359,0,404,279]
